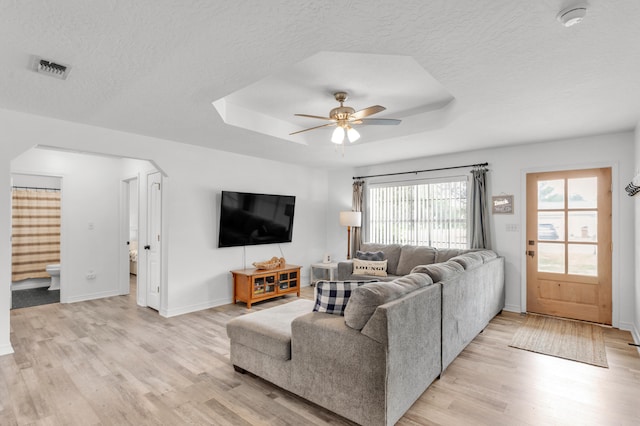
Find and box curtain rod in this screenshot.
[352,162,489,180]
[12,186,60,191]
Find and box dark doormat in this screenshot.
[12,287,60,309]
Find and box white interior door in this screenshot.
[146,172,162,310]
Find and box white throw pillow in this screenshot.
[353,259,388,277]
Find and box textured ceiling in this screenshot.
[1,1,639,168]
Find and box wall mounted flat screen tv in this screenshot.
[218,191,296,248]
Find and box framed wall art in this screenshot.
[492,195,514,214]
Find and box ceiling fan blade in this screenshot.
[294,114,335,121]
[350,105,386,120]
[289,122,335,135]
[359,118,402,125]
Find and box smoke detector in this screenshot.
[34,58,70,80]
[557,5,587,27]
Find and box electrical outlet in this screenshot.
[86,271,96,280]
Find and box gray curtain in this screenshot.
[469,166,490,249]
[352,180,365,254]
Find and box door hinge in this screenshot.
[157,234,160,242]
[157,286,160,293]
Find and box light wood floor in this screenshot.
[2,281,639,425]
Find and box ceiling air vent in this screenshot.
[35,58,70,80]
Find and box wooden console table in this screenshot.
[230,264,301,308]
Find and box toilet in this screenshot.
[45,264,60,291]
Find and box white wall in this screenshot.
[128,177,138,243]
[326,169,357,262]
[0,108,329,355]
[12,173,61,189]
[159,142,328,316]
[336,132,635,330]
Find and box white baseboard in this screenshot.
[161,296,230,318]
[62,289,121,304]
[503,304,522,313]
[0,343,15,356]
[618,321,634,331]
[12,278,50,290]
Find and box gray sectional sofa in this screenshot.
[226,246,504,426]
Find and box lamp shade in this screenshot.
[331,126,345,144]
[339,211,361,227]
[346,126,360,143]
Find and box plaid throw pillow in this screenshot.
[313,280,377,316]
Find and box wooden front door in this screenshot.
[526,168,612,324]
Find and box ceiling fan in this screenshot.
[290,92,401,144]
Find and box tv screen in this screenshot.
[218,191,295,248]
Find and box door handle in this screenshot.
[144,245,151,250]
[527,250,535,258]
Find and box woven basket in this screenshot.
[252,256,286,270]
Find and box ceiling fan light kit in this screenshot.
[290,91,401,146]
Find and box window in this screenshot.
[366,177,467,249]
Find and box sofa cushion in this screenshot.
[350,274,398,282]
[353,259,388,277]
[435,248,468,263]
[475,249,498,262]
[313,280,376,315]
[355,250,385,261]
[449,252,484,269]
[344,273,433,330]
[360,243,402,275]
[226,299,314,361]
[410,261,464,283]
[396,245,437,275]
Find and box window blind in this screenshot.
[367,177,467,248]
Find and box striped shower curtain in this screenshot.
[11,189,61,281]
